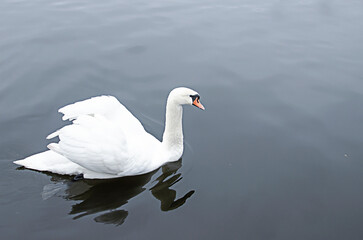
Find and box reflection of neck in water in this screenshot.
[150,160,195,211]
[40,159,195,225]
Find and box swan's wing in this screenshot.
[59,95,120,121]
[58,95,145,134]
[47,114,133,175]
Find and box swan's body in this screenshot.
[14,87,204,179]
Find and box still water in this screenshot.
[1,0,363,239]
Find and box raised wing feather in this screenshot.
[48,114,132,175]
[58,95,145,134]
[59,95,119,120]
[46,96,148,176]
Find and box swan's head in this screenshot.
[168,87,205,110]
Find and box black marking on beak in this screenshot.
[190,94,203,109]
[190,94,200,102]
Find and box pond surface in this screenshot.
[1,0,363,239]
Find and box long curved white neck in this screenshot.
[162,98,183,149]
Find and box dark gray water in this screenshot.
[1,0,363,239]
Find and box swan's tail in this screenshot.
[14,150,120,179]
[14,150,83,176]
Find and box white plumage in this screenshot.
[14,87,204,179]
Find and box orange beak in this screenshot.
[193,98,205,110]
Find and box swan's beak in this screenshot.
[193,98,205,110]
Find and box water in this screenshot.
[1,0,363,239]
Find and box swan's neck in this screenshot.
[162,99,183,150]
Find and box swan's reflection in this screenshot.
[41,159,194,225]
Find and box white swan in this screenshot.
[14,87,204,179]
